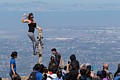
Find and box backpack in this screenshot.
[29,72,38,80]
[59,57,64,69]
[116,72,120,76]
[114,76,120,80]
[79,75,92,80]
[114,73,120,80]
[79,75,87,80]
[57,53,64,69]
[106,72,113,80]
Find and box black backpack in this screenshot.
[79,75,92,80]
[79,75,87,80]
[106,72,113,80]
[29,72,38,80]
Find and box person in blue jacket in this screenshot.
[9,51,21,80]
[29,63,43,80]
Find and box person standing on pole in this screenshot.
[21,13,42,55]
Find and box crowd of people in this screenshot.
[9,48,120,80]
[0,12,116,80]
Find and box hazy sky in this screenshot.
[0,0,119,28]
[1,0,120,3]
[0,0,120,11]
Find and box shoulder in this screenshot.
[114,76,120,80]
[75,60,79,64]
[57,53,61,57]
[33,20,36,23]
[22,19,30,23]
[72,60,79,64]
[10,58,15,63]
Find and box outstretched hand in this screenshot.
[39,27,42,31]
[36,26,42,31]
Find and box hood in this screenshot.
[70,54,76,61]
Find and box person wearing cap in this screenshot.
[21,13,42,55]
[9,51,21,80]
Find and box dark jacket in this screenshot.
[66,69,78,80]
[70,54,80,70]
[48,61,57,73]
[55,53,61,66]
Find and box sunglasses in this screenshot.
[31,16,34,18]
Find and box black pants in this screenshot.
[9,72,21,80]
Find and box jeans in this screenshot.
[27,32,36,54]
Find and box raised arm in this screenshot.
[66,63,70,73]
[21,14,29,23]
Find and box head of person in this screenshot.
[70,54,76,61]
[28,13,34,20]
[97,71,102,78]
[64,66,67,71]
[117,64,120,71]
[85,64,92,77]
[51,48,57,55]
[50,56,55,61]
[0,77,2,80]
[103,63,109,70]
[11,51,17,58]
[80,69,86,76]
[56,70,62,79]
[39,64,45,73]
[43,67,48,73]
[34,63,41,71]
[86,63,91,71]
[80,64,86,70]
